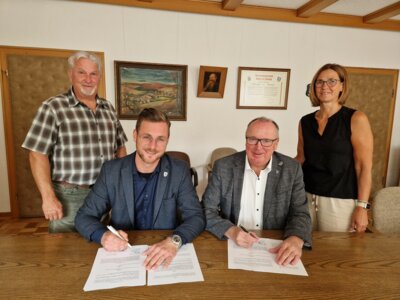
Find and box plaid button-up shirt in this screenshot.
[22,88,127,185]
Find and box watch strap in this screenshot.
[356,200,371,209]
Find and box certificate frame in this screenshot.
[197,65,228,98]
[115,61,187,120]
[236,67,290,110]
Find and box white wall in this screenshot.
[0,0,399,212]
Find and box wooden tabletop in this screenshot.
[0,230,399,299]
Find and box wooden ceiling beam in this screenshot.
[70,0,400,32]
[297,0,338,18]
[222,0,243,11]
[363,1,400,24]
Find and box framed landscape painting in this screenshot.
[115,61,187,120]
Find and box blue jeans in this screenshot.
[49,183,91,233]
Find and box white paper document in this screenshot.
[148,243,204,286]
[84,245,147,291]
[228,238,308,276]
[84,243,203,291]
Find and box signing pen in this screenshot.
[239,225,259,239]
[107,225,132,248]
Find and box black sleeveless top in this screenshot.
[301,106,358,199]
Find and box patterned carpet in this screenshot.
[0,217,48,235]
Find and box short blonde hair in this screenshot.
[309,63,349,107]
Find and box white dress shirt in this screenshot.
[238,156,272,230]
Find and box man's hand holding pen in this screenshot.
[101,226,132,252]
[224,225,259,248]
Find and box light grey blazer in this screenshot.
[202,151,312,246]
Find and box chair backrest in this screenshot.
[166,151,198,188]
[372,187,400,233]
[207,147,237,178]
[166,151,191,166]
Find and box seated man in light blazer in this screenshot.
[203,117,311,266]
[75,108,205,270]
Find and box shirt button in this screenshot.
[257,209,259,211]
[256,224,259,227]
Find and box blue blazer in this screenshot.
[75,153,205,243]
[203,151,312,246]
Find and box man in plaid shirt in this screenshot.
[22,51,127,233]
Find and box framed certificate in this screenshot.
[236,67,290,109]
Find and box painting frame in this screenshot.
[197,65,228,98]
[236,67,290,110]
[115,61,187,120]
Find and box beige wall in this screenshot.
[0,0,399,212]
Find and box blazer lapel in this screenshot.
[263,154,282,225]
[121,155,135,226]
[232,153,245,225]
[152,157,169,226]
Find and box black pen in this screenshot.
[239,225,249,233]
[239,225,259,239]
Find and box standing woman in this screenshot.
[295,63,373,232]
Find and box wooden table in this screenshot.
[0,230,399,299]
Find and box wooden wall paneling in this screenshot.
[345,67,398,197]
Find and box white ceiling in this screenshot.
[208,0,400,20]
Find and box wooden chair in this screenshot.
[166,151,198,188]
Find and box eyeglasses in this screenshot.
[246,137,278,147]
[315,79,342,87]
[139,134,168,145]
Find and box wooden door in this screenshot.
[345,67,398,197]
[0,46,105,217]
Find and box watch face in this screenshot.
[172,235,182,247]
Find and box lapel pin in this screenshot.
[164,172,168,177]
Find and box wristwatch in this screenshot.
[356,200,371,209]
[171,234,182,249]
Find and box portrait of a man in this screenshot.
[203,72,220,92]
[197,66,227,98]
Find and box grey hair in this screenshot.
[247,117,280,136]
[67,51,102,73]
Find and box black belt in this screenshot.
[53,181,93,189]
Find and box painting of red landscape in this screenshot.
[115,61,187,120]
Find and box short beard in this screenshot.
[137,149,162,165]
[79,86,97,97]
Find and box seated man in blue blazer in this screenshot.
[203,117,311,266]
[75,108,205,270]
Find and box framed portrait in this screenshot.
[115,61,187,120]
[237,67,290,109]
[197,66,228,98]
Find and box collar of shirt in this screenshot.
[244,155,273,174]
[67,88,107,109]
[132,152,161,178]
